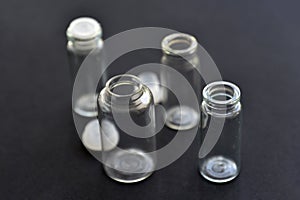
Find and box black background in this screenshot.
[1,0,300,199]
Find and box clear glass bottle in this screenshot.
[199,81,242,183]
[98,74,156,183]
[66,17,105,117]
[161,33,201,130]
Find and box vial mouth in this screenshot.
[106,74,143,98]
[66,17,102,41]
[161,33,198,56]
[203,81,241,106]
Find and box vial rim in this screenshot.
[203,81,241,106]
[106,74,143,98]
[161,33,198,56]
[66,17,102,41]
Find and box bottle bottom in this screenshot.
[82,119,119,151]
[104,148,154,183]
[73,93,98,117]
[165,106,199,130]
[82,119,101,151]
[200,156,239,183]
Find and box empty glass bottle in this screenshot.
[66,17,105,117]
[161,33,201,130]
[199,81,242,183]
[98,74,156,183]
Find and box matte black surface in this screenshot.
[1,0,299,199]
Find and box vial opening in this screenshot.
[106,75,143,98]
[162,33,197,56]
[203,81,241,106]
[67,17,102,41]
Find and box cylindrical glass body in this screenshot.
[66,17,106,117]
[98,74,156,183]
[199,81,242,183]
[161,33,201,130]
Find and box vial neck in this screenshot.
[162,51,199,68]
[202,100,241,117]
[68,37,103,53]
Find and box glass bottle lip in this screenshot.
[106,74,143,98]
[66,17,102,42]
[161,33,198,56]
[203,81,241,106]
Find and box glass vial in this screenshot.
[98,74,156,183]
[199,81,242,183]
[66,17,104,117]
[161,33,201,130]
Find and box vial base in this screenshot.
[165,106,199,130]
[104,148,154,183]
[82,120,101,151]
[200,156,238,183]
[73,93,98,117]
[82,119,119,151]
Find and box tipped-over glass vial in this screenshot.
[161,33,201,130]
[98,74,156,183]
[66,17,105,117]
[199,81,242,183]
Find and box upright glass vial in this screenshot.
[66,17,105,117]
[98,74,156,183]
[199,81,242,183]
[161,33,201,130]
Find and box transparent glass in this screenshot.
[98,74,156,183]
[66,17,106,117]
[199,81,242,183]
[137,71,166,105]
[161,33,201,130]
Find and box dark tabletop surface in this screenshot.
[1,0,300,199]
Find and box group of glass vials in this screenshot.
[66,17,242,184]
